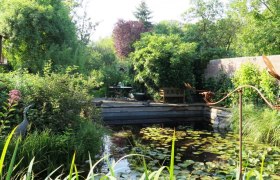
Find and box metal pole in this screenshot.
[238,88,243,179]
[0,35,2,63]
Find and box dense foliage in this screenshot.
[131,34,197,96]
[230,0,280,55]
[0,69,105,174]
[183,0,238,58]
[113,20,147,58]
[232,62,279,104]
[203,72,233,106]
[1,121,104,174]
[87,38,130,96]
[0,69,100,133]
[0,0,91,73]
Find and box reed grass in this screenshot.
[0,127,17,176]
[232,104,280,146]
[6,137,20,180]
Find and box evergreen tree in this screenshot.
[133,1,153,29]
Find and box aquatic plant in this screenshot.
[128,126,280,179]
[0,126,279,179]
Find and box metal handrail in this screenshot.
[202,84,280,110]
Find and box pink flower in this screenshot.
[8,89,21,104]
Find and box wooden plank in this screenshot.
[102,110,203,120]
[98,101,213,125]
[103,117,206,125]
[101,104,208,113]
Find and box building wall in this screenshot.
[204,55,280,79]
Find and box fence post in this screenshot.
[238,88,243,179]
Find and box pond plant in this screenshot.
[1,126,279,179]
[127,126,280,179]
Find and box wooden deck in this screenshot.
[94,98,211,125]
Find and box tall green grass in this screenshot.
[231,104,280,146]
[0,120,105,176]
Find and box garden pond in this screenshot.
[98,123,280,179]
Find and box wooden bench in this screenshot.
[159,88,185,103]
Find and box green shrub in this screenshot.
[131,34,196,97]
[0,69,106,175]
[232,62,279,104]
[203,71,233,106]
[74,120,105,160]
[0,70,100,133]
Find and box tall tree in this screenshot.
[133,1,153,29]
[113,19,146,58]
[229,0,280,55]
[0,0,83,72]
[183,0,238,58]
[182,0,239,88]
[71,0,99,45]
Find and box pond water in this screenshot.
[99,123,280,179]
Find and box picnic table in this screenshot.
[109,86,132,98]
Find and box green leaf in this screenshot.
[169,130,176,180]
[69,152,76,180]
[0,127,17,175]
[26,157,35,180]
[6,137,21,180]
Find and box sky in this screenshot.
[86,0,192,41]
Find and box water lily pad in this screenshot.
[193,151,203,155]
[183,160,195,167]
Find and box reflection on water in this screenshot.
[100,135,140,179]
[101,123,280,179]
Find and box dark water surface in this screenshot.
[101,123,280,179]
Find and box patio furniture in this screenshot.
[109,85,132,98]
[159,87,185,103]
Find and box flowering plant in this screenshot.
[8,89,21,105]
[0,90,21,136]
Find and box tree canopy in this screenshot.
[112,19,146,58]
[131,33,197,95]
[0,0,85,72]
[229,0,280,55]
